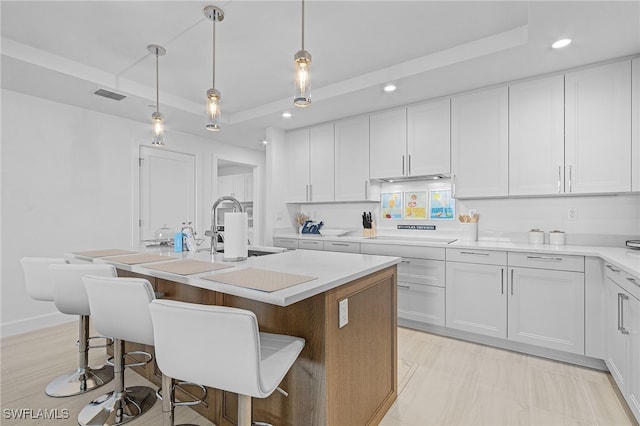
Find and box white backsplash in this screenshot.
[286,179,640,247]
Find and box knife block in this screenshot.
[363,221,376,238]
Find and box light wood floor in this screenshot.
[1,322,637,425]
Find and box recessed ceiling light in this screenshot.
[384,84,397,92]
[552,38,572,49]
[260,139,268,145]
[282,111,292,118]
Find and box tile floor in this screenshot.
[0,323,636,425]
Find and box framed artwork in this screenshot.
[381,192,402,219]
[429,189,455,220]
[404,191,427,219]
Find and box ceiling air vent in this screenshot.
[93,89,126,101]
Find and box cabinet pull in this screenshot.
[511,269,514,295]
[398,284,410,289]
[402,155,405,176]
[452,174,456,196]
[606,264,621,273]
[557,165,562,193]
[309,184,313,201]
[305,184,309,201]
[568,165,573,193]
[627,277,639,286]
[408,154,412,176]
[364,181,368,199]
[501,268,504,294]
[330,243,350,247]
[525,255,563,261]
[618,293,630,335]
[401,260,411,263]
[460,251,490,256]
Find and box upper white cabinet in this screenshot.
[334,115,377,201]
[285,124,335,202]
[509,75,565,196]
[218,173,252,202]
[565,60,631,193]
[407,98,451,176]
[633,58,640,192]
[451,86,509,198]
[369,108,407,179]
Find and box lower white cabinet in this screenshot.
[446,261,507,338]
[398,283,445,326]
[508,267,584,354]
[273,237,298,250]
[298,239,323,251]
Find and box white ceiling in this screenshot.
[2,1,639,151]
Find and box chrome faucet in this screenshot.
[205,195,244,255]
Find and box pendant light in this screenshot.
[204,5,224,131]
[147,44,166,146]
[293,0,311,107]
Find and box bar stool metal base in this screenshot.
[45,365,114,397]
[77,386,157,426]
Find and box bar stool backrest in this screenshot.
[83,276,156,346]
[50,264,117,316]
[20,257,68,302]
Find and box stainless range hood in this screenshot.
[376,174,450,183]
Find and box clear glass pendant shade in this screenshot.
[206,88,221,131]
[294,50,311,107]
[151,112,165,146]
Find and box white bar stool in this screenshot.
[79,275,158,426]
[149,299,305,426]
[43,263,118,397]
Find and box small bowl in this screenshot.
[320,229,348,237]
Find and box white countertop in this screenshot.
[274,232,640,277]
[66,247,400,307]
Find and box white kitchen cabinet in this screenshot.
[509,75,565,195]
[632,58,640,192]
[446,260,507,338]
[369,108,407,179]
[397,257,446,326]
[629,290,640,420]
[285,124,334,202]
[406,98,451,176]
[218,173,252,202]
[565,60,631,193]
[451,86,509,198]
[298,238,324,251]
[508,267,585,354]
[606,272,630,392]
[334,115,378,201]
[273,237,298,250]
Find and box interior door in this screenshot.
[139,146,196,241]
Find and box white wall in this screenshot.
[1,89,265,336]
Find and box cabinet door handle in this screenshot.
[568,165,573,193]
[330,243,350,247]
[364,181,368,199]
[627,277,639,286]
[452,173,456,197]
[618,293,630,335]
[501,268,504,294]
[401,260,411,264]
[606,264,621,273]
[557,165,562,193]
[402,155,405,176]
[408,154,412,176]
[305,184,309,201]
[511,269,514,295]
[526,255,563,261]
[309,184,313,201]
[460,251,490,256]
[398,284,410,289]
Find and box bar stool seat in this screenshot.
[44,263,118,397]
[80,275,158,426]
[149,299,305,426]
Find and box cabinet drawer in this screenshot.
[323,240,361,253]
[298,239,324,251]
[360,243,445,260]
[273,237,298,249]
[397,283,445,326]
[508,252,584,272]
[446,248,506,265]
[606,263,640,301]
[398,258,445,287]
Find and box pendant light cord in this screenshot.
[212,14,216,88]
[301,0,305,51]
[155,49,160,113]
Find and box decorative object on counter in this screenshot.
[293,0,311,107]
[626,240,640,250]
[181,221,195,251]
[173,231,183,252]
[204,5,224,131]
[429,189,455,220]
[405,191,427,219]
[301,220,323,234]
[295,212,309,233]
[148,44,166,146]
[223,212,248,261]
[528,229,545,245]
[459,212,479,241]
[382,192,402,219]
[549,230,566,245]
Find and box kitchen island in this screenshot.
[68,247,400,426]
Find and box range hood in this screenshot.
[376,174,450,183]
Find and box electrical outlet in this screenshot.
[568,207,578,220]
[338,298,348,328]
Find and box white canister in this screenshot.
[528,229,545,245]
[549,230,566,245]
[461,223,478,242]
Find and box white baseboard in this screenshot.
[1,312,75,338]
